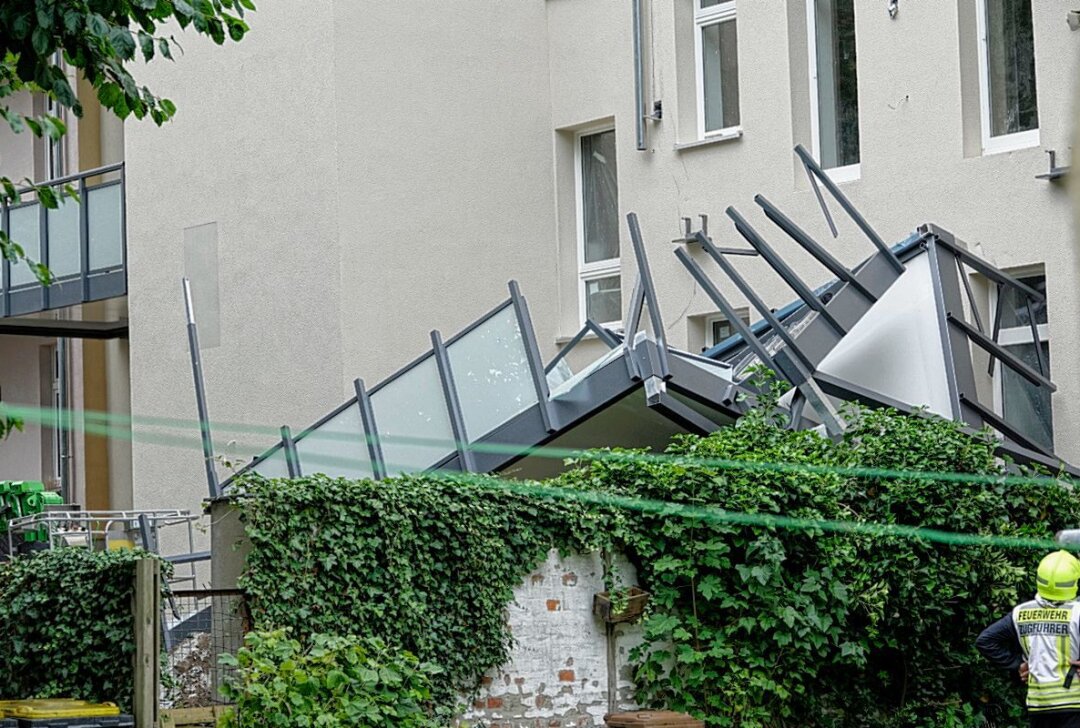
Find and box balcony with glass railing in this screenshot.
[1,163,126,317]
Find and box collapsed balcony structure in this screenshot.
[219,146,1077,493]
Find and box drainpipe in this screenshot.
[633,0,647,151]
[57,337,71,501]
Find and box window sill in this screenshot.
[982,129,1040,156]
[674,128,743,152]
[819,162,860,184]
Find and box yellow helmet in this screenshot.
[1037,550,1080,602]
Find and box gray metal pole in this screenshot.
[183,278,220,499]
[632,0,647,151]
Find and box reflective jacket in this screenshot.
[1013,597,1080,713]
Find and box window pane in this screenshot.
[8,204,40,287]
[48,195,81,279]
[585,275,621,324]
[447,305,539,440]
[295,404,373,480]
[815,0,860,168]
[87,183,124,271]
[370,356,455,476]
[702,20,740,132]
[998,275,1047,328]
[986,0,1038,137]
[700,0,724,7]
[252,446,291,479]
[581,130,619,264]
[1002,341,1052,450]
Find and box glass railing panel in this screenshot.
[251,446,290,479]
[447,305,538,440]
[370,356,455,476]
[87,183,123,271]
[8,203,41,287]
[295,403,373,479]
[47,196,81,279]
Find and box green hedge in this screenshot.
[233,398,1079,727]
[0,548,166,711]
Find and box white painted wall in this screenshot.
[0,336,49,482]
[52,0,1079,511]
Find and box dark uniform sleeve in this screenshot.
[976,613,1023,672]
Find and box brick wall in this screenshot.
[459,550,644,728]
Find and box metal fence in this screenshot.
[162,589,249,708]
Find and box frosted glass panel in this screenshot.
[448,305,538,440]
[87,183,123,270]
[48,196,81,278]
[252,446,291,479]
[295,403,373,479]
[8,204,41,287]
[371,356,454,476]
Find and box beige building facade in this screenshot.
[0,0,1077,517]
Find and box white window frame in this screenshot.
[704,310,750,349]
[806,0,860,183]
[989,272,1051,446]
[575,126,621,328]
[694,0,741,141]
[975,0,1040,155]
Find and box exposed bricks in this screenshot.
[459,550,645,727]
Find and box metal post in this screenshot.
[626,213,671,377]
[2,202,9,317]
[39,190,49,310]
[794,144,904,274]
[508,281,555,433]
[354,378,387,480]
[281,426,302,478]
[726,207,846,335]
[632,0,647,151]
[79,174,89,301]
[430,330,477,472]
[183,278,220,499]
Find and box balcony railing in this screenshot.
[1,163,126,317]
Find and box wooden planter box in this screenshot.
[593,587,649,624]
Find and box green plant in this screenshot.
[218,630,442,728]
[0,548,170,711]
[234,474,603,708]
[232,392,1077,726]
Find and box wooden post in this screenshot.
[133,558,161,728]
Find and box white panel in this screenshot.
[817,254,953,417]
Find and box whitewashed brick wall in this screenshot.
[458,550,644,728]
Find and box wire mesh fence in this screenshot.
[162,589,250,708]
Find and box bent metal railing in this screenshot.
[1,162,127,317]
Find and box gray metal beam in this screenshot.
[183,278,220,500]
[626,212,671,378]
[794,144,904,274]
[726,206,846,335]
[281,425,301,478]
[354,378,387,481]
[947,313,1055,392]
[431,329,477,472]
[0,317,128,339]
[509,280,556,433]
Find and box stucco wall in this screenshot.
[0,336,48,482]
[106,0,1080,513]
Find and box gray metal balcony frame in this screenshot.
[1,162,127,318]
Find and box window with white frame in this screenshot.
[807,0,860,178]
[976,0,1039,154]
[695,0,740,139]
[993,272,1052,450]
[577,128,621,326]
[704,310,750,349]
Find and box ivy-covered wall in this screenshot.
[223,398,1080,727]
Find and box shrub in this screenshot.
[232,395,1079,727]
[218,630,442,728]
[0,548,169,711]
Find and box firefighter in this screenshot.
[977,550,1080,727]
